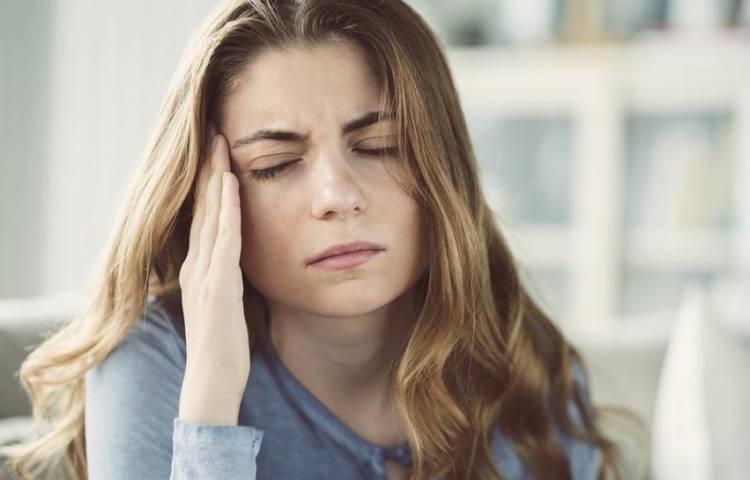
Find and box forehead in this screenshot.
[223,39,383,126]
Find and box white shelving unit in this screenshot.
[446,34,750,336]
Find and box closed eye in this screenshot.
[247,145,399,182]
[248,159,300,181]
[353,146,399,157]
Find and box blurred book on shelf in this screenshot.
[407,0,750,332]
[406,0,750,47]
[467,115,572,225]
[626,113,734,230]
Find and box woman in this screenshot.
[1,0,632,478]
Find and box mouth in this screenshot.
[305,240,385,266]
[306,248,384,270]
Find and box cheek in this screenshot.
[239,200,281,257]
[402,197,426,256]
[384,194,424,262]
[237,189,302,282]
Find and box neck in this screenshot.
[266,289,416,443]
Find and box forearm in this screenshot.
[178,370,244,426]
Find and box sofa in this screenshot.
[0,291,79,479]
[1,279,748,479]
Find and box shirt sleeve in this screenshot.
[84,298,264,479]
[171,418,263,479]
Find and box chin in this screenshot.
[304,288,396,318]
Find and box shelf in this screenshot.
[565,309,675,347]
[451,34,750,329]
[500,222,573,269]
[624,228,749,271]
[502,224,750,271]
[447,36,750,115]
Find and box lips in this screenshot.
[305,240,385,266]
[307,249,383,270]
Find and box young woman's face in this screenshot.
[220,39,428,317]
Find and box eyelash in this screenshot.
[248,146,399,181]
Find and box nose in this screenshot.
[309,146,368,219]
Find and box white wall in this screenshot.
[1,0,218,297]
[0,1,53,298]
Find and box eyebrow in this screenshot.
[231,110,394,149]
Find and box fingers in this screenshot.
[212,171,243,298]
[196,132,231,274]
[188,131,216,263]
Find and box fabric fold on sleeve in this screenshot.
[170,417,264,480]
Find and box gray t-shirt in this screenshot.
[84,293,600,479]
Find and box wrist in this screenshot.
[178,373,244,426]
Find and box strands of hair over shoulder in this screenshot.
[1,1,644,479]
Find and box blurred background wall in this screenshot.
[1,0,222,297]
[2,1,750,478]
[0,1,52,298]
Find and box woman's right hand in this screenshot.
[177,125,250,425]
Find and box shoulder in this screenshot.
[85,292,266,478]
[557,356,601,479]
[84,293,187,478]
[85,293,187,390]
[489,357,600,479]
[123,293,185,358]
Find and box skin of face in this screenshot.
[221,37,427,328]
[219,38,428,442]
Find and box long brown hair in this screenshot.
[1,1,642,478]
